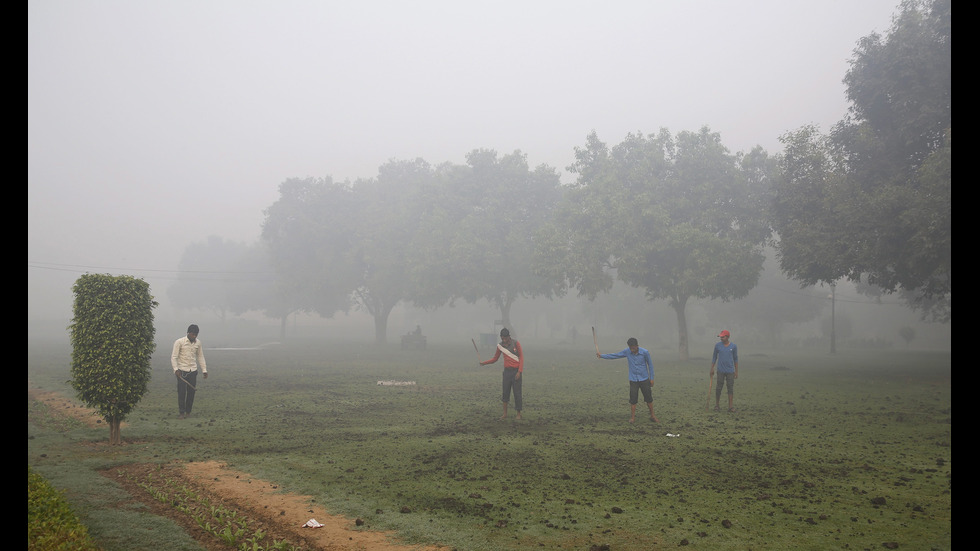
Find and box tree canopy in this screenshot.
[262,160,435,343]
[168,236,250,321]
[169,237,302,340]
[773,0,951,322]
[407,149,563,334]
[184,1,951,339]
[535,127,774,359]
[262,176,362,321]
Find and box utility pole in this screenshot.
[829,283,837,354]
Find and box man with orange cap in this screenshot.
[710,330,738,412]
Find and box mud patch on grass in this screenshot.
[107,461,447,551]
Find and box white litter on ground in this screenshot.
[666,433,680,437]
[377,380,417,386]
[303,519,324,528]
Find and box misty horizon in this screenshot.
[30,1,949,350]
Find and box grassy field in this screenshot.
[28,337,951,551]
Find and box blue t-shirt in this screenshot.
[600,347,654,381]
[712,342,738,373]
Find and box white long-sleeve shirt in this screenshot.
[171,336,207,374]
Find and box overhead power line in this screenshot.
[28,261,277,282]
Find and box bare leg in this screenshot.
[629,404,636,423]
[648,402,659,423]
[500,402,508,419]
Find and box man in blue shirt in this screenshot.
[597,337,659,423]
[710,330,739,412]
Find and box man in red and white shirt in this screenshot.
[480,327,524,420]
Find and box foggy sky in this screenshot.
[29,0,902,322]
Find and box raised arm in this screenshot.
[598,349,627,360]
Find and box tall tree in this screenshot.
[348,159,434,344]
[168,236,249,321]
[262,176,361,322]
[771,125,855,286]
[535,128,774,359]
[69,274,157,445]
[408,150,563,333]
[170,237,301,340]
[774,0,951,321]
[224,242,301,341]
[262,160,434,343]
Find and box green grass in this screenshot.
[27,418,206,551]
[28,466,101,551]
[28,338,951,550]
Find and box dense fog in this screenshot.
[29,1,948,351]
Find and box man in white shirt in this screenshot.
[171,324,207,419]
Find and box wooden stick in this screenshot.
[592,326,600,356]
[178,374,197,390]
[705,373,713,411]
[472,338,482,363]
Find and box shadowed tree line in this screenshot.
[169,0,950,355]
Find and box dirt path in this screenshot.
[29,385,112,429]
[29,385,448,551]
[186,460,446,550]
[109,460,447,551]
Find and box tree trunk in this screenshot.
[109,416,122,445]
[672,296,690,361]
[374,313,388,345]
[496,294,517,337]
[372,300,396,345]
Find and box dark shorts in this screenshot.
[716,372,735,394]
[629,380,653,404]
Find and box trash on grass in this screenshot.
[303,519,324,528]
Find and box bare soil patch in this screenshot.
[30,386,448,551]
[108,461,446,551]
[28,384,112,429]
